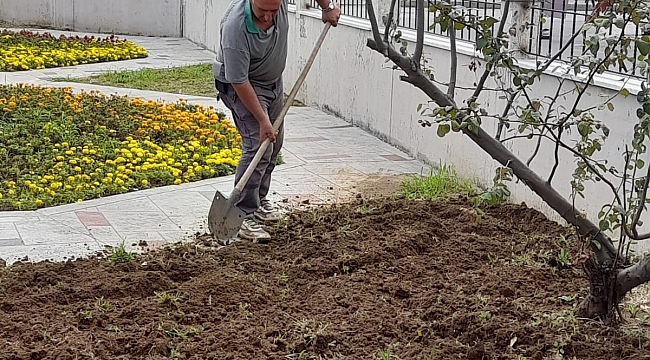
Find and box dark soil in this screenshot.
[1,197,650,359]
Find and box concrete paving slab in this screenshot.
[0,29,431,266]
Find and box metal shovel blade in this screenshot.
[207,188,245,243]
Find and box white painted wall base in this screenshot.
[0,0,182,36]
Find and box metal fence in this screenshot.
[306,0,369,18]
[527,0,650,78]
[291,0,647,78]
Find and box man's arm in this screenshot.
[221,45,277,145]
[231,82,277,144]
[314,0,341,26]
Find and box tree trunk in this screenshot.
[365,30,650,319]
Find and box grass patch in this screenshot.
[399,163,477,201]
[55,63,307,107]
[0,84,241,210]
[0,29,147,71]
[55,63,217,97]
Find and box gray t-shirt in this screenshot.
[213,0,288,87]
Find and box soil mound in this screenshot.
[0,197,648,359]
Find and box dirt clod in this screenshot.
[0,197,648,359]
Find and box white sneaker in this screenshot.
[238,217,271,243]
[254,199,284,223]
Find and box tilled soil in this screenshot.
[1,197,650,359]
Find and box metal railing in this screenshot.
[401,0,501,44]
[292,0,648,78]
[527,0,648,78]
[307,0,369,18]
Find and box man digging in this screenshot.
[213,0,341,242]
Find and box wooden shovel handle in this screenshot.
[235,22,332,192]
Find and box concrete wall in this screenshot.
[0,0,182,36]
[184,0,650,252]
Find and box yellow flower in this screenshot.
[174,179,182,185]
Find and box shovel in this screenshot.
[208,22,332,244]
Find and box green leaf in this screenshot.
[636,39,650,56]
[476,37,488,51]
[599,219,610,231]
[578,121,590,137]
[417,103,422,112]
[607,102,614,111]
[454,21,465,30]
[637,159,645,169]
[437,124,451,137]
[479,17,498,29]
[621,88,630,97]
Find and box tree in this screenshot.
[364,0,650,321]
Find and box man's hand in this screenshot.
[231,81,278,145]
[322,4,341,26]
[259,116,277,145]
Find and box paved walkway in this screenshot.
[0,28,431,265]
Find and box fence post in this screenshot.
[502,0,533,57]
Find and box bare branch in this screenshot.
[500,132,554,143]
[545,80,567,184]
[383,0,398,43]
[366,0,387,55]
[447,22,457,99]
[558,12,630,128]
[538,28,586,73]
[547,126,563,184]
[526,129,545,167]
[469,0,510,103]
[413,0,425,67]
[495,91,513,140]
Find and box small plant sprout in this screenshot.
[96,297,111,311]
[628,304,640,318]
[108,242,134,264]
[155,291,184,305]
[373,346,396,360]
[277,273,289,284]
[479,311,492,321]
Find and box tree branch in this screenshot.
[469,0,510,103]
[447,22,457,99]
[412,0,425,67]
[547,126,563,184]
[367,0,387,55]
[526,129,545,167]
[617,255,650,300]
[383,0,398,43]
[367,58,615,263]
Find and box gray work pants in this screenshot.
[215,78,284,215]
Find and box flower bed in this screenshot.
[0,84,241,210]
[0,30,148,71]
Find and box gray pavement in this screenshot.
[0,29,431,266]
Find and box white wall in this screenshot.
[186,1,650,253]
[0,0,182,36]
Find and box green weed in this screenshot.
[399,163,476,201]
